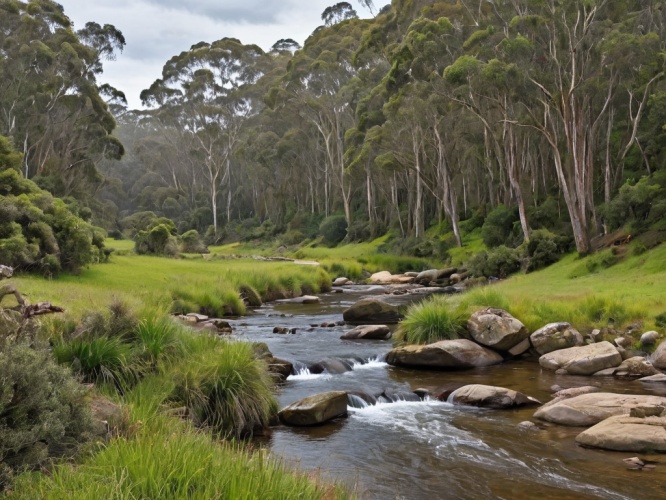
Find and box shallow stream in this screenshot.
[231,288,666,499]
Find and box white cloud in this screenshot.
[58,1,372,108]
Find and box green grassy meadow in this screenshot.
[11,253,331,318]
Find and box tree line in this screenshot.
[3,0,666,258]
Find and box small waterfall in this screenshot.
[347,393,370,409]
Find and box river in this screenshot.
[230,287,666,499]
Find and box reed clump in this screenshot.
[395,296,467,345]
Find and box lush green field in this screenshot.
[11,254,330,318]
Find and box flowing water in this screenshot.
[230,288,666,499]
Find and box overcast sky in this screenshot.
[58,1,374,109]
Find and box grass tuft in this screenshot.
[395,296,467,345]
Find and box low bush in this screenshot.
[395,296,467,345]
[656,312,666,328]
[0,339,92,491]
[180,229,209,254]
[170,338,277,438]
[524,229,571,272]
[467,246,520,278]
[319,215,348,245]
[134,220,179,256]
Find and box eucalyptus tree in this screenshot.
[0,0,124,197]
[141,38,272,233]
[499,0,664,254]
[281,18,371,225]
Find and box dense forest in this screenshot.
[3,0,666,269]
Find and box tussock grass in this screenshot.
[53,336,138,388]
[395,296,467,345]
[169,338,277,438]
[12,414,346,499]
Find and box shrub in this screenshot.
[481,204,519,248]
[282,229,305,246]
[319,215,348,245]
[0,137,106,274]
[468,246,520,278]
[395,296,467,345]
[135,223,179,256]
[169,339,277,438]
[654,312,666,328]
[0,340,92,490]
[524,229,569,272]
[180,229,208,254]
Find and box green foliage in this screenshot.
[568,249,620,278]
[53,336,137,389]
[601,175,665,232]
[467,246,521,278]
[524,229,570,272]
[0,137,107,274]
[655,312,666,328]
[395,296,467,345]
[12,415,343,499]
[179,229,208,254]
[319,215,348,245]
[481,204,519,248]
[169,338,277,438]
[0,338,92,490]
[133,316,184,365]
[134,220,179,257]
[443,55,483,84]
[282,229,306,245]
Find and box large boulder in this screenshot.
[652,340,666,370]
[415,269,441,284]
[539,341,622,375]
[533,393,666,426]
[467,308,529,352]
[530,322,584,355]
[575,414,666,452]
[278,391,348,426]
[343,298,402,325]
[386,339,503,369]
[340,325,391,340]
[449,384,541,409]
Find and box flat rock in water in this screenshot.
[449,384,541,409]
[639,374,666,384]
[279,391,348,426]
[368,271,414,285]
[467,308,529,352]
[386,339,503,370]
[530,322,584,355]
[185,313,208,323]
[533,393,666,427]
[276,295,320,305]
[614,357,660,378]
[539,341,622,375]
[576,415,666,452]
[343,297,402,325]
[340,324,391,340]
